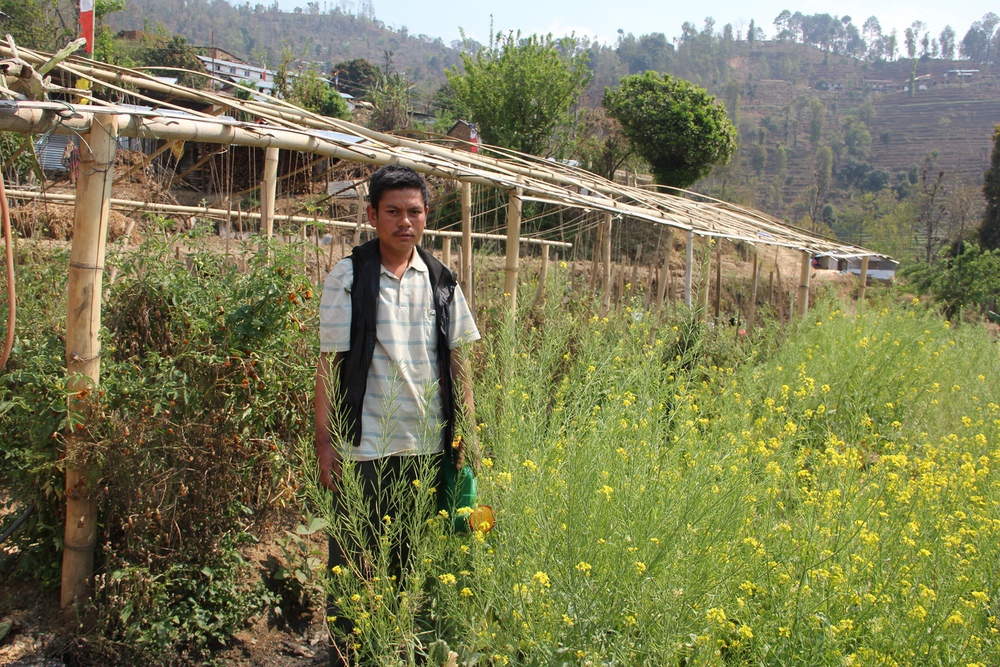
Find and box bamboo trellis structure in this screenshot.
[0,44,887,608]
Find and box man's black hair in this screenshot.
[367,164,431,211]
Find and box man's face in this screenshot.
[368,187,428,259]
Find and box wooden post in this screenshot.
[261,146,279,238]
[797,250,811,319]
[601,212,612,315]
[630,244,641,291]
[504,180,522,315]
[857,256,870,302]
[698,240,711,321]
[353,182,367,247]
[748,250,760,331]
[461,181,473,309]
[714,239,722,319]
[441,237,451,268]
[590,215,602,292]
[684,231,694,308]
[62,112,118,608]
[532,243,549,308]
[657,230,673,306]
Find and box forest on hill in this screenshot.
[4,0,999,261]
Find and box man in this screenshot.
[315,165,479,664]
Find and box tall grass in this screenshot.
[311,266,1000,666]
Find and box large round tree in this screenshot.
[603,72,737,189]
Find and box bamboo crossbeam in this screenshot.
[5,189,573,247]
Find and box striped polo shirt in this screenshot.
[319,250,480,461]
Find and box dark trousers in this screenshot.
[327,453,443,665]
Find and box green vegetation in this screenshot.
[980,125,1000,251]
[291,67,352,120]
[307,265,1000,665]
[603,72,737,189]
[903,242,1000,319]
[2,229,999,664]
[0,236,318,662]
[446,32,591,156]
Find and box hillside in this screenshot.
[106,0,463,96]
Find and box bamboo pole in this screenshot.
[461,182,473,306]
[684,231,694,307]
[858,256,870,302]
[590,215,602,292]
[698,240,711,322]
[5,190,570,247]
[797,250,811,319]
[504,180,523,315]
[261,146,279,238]
[748,250,760,331]
[601,212,613,315]
[714,239,722,319]
[441,237,451,268]
[61,112,118,608]
[630,244,641,290]
[532,244,549,308]
[353,183,367,247]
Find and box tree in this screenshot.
[808,98,824,151]
[136,34,206,89]
[939,26,956,59]
[573,108,635,180]
[843,115,872,158]
[0,0,56,50]
[980,125,1000,250]
[331,57,378,97]
[447,31,591,156]
[750,144,767,177]
[290,68,351,119]
[603,71,736,189]
[368,53,412,132]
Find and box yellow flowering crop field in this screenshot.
[317,273,1000,666]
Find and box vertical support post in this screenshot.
[748,250,760,331]
[698,240,711,321]
[461,182,473,309]
[354,182,368,247]
[532,244,549,308]
[261,146,279,239]
[858,256,870,302]
[504,180,523,315]
[714,239,722,319]
[657,230,673,306]
[798,250,811,319]
[62,113,118,609]
[684,231,694,307]
[590,214,602,292]
[601,212,613,315]
[442,237,451,268]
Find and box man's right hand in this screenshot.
[317,443,342,493]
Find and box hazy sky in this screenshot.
[278,0,997,48]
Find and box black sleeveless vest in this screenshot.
[340,239,458,458]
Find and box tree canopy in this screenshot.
[446,31,591,156]
[290,68,351,120]
[603,71,737,188]
[980,124,1000,250]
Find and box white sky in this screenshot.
[278,0,997,48]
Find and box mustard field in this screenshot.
[316,277,1000,666]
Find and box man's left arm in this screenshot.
[451,345,477,468]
